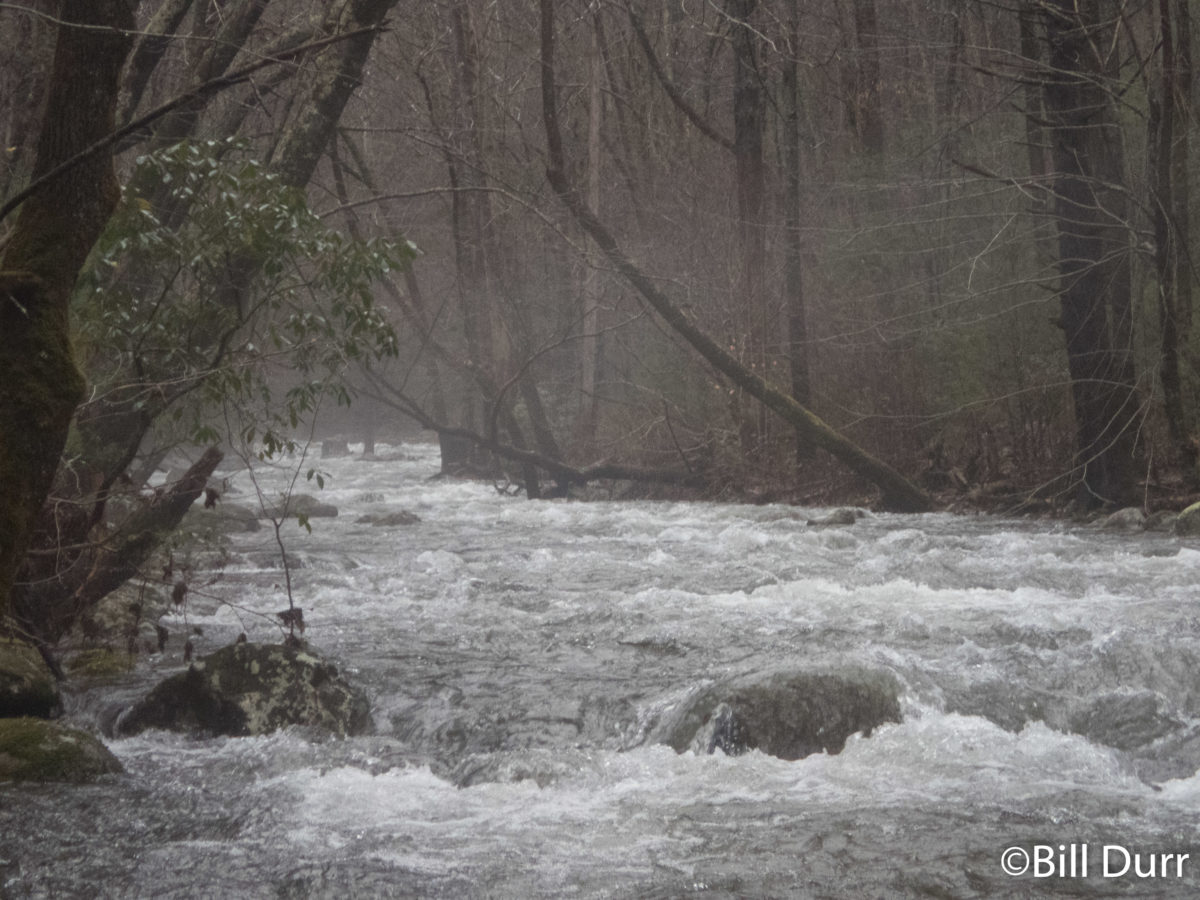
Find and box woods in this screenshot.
[1,0,1199,645]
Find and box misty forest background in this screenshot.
[2,0,1199,648]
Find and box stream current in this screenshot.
[4,442,1200,897]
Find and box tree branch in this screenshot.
[0,24,386,226]
[625,3,735,151]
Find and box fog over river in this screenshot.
[4,442,1200,898]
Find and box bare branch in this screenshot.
[0,24,386,226]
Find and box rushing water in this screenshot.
[4,442,1200,898]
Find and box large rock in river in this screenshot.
[1174,501,1200,537]
[0,718,122,783]
[117,642,372,738]
[651,668,902,760]
[0,638,58,718]
[182,500,261,534]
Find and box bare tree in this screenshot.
[540,0,931,511]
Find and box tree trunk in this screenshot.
[0,1,57,202]
[726,0,770,457]
[782,0,812,460]
[1018,2,1049,201]
[849,0,884,155]
[117,0,197,129]
[444,1,499,404]
[1042,0,1139,506]
[267,0,399,190]
[1150,0,1196,475]
[579,19,604,453]
[539,0,931,512]
[0,0,136,630]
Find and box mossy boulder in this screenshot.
[0,718,122,783]
[1174,502,1200,537]
[652,668,902,760]
[1145,510,1179,533]
[0,638,58,718]
[117,642,372,738]
[66,648,137,679]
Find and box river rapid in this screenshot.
[4,442,1200,898]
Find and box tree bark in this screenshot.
[268,0,399,189]
[539,0,931,512]
[1150,0,1196,475]
[726,0,770,455]
[1018,2,1049,198]
[1042,0,1140,506]
[849,0,884,155]
[0,0,136,630]
[117,0,196,129]
[782,0,811,460]
[579,18,604,452]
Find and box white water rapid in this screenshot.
[4,442,1200,898]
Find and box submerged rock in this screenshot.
[652,668,902,760]
[321,439,350,458]
[806,508,859,527]
[940,680,1050,733]
[117,642,372,738]
[0,639,58,718]
[0,718,122,783]
[260,494,339,520]
[1066,689,1183,751]
[354,510,421,527]
[1101,507,1145,530]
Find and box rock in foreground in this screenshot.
[653,668,902,760]
[0,718,122,783]
[0,638,58,718]
[117,642,372,738]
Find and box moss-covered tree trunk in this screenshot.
[0,0,136,632]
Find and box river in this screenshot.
[3,442,1200,898]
